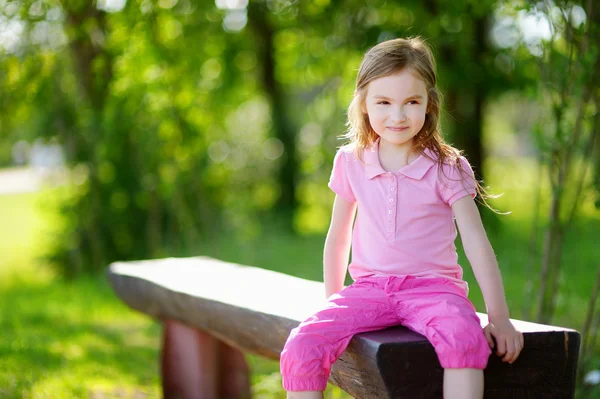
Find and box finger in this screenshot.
[495,335,507,357]
[484,329,495,348]
[503,339,516,363]
[508,338,520,363]
[512,337,523,362]
[511,338,521,363]
[520,332,524,348]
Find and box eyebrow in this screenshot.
[373,94,424,101]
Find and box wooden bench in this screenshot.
[107,256,580,399]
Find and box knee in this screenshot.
[280,328,326,368]
[280,329,300,366]
[434,328,491,369]
[282,324,331,349]
[280,330,332,388]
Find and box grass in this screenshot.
[0,190,348,398]
[1,157,599,398]
[0,275,161,398]
[0,192,162,398]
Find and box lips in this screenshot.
[388,126,409,131]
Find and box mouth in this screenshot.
[387,127,409,132]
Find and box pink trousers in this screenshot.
[280,275,492,392]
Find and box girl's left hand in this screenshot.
[483,319,524,364]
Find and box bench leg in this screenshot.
[218,340,251,398]
[161,319,250,399]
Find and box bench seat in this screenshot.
[107,256,580,398]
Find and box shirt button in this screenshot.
[388,210,392,214]
[389,198,394,203]
[390,187,395,191]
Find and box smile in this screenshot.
[388,127,409,132]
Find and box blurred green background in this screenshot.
[1,0,598,398]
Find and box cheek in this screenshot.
[366,107,385,121]
[408,106,427,121]
[372,114,388,128]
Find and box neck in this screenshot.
[378,139,418,163]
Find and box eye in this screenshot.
[407,100,420,105]
[376,101,390,105]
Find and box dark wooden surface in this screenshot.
[107,256,580,398]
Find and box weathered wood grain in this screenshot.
[107,256,580,398]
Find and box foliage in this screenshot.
[491,1,599,393]
[494,0,599,329]
[1,1,599,395]
[0,0,533,277]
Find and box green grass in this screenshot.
[0,275,161,398]
[1,157,599,398]
[0,192,162,398]
[0,190,349,398]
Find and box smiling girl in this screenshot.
[279,36,523,399]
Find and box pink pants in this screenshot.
[280,275,492,392]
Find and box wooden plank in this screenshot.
[107,257,580,398]
[107,258,308,359]
[368,326,579,398]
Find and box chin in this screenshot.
[379,134,415,146]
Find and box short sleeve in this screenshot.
[439,156,477,205]
[328,150,356,203]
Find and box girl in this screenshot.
[279,37,524,399]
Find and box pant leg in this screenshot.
[280,278,399,392]
[391,277,492,369]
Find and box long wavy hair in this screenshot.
[343,36,498,209]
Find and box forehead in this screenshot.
[366,70,426,98]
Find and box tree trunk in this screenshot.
[423,0,488,179]
[247,2,298,227]
[62,2,113,271]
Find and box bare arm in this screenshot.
[452,195,523,363]
[324,195,357,298]
[452,196,509,320]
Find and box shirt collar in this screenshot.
[364,139,436,180]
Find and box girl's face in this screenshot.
[363,69,428,148]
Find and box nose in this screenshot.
[390,106,407,123]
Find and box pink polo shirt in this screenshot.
[328,139,477,294]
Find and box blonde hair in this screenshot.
[343,36,498,209]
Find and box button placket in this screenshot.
[386,174,398,234]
